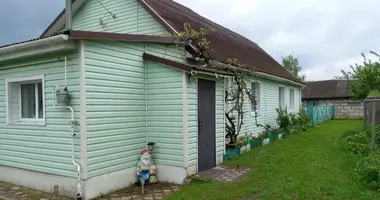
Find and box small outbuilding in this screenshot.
[302,80,363,119]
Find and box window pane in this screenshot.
[279,87,285,108]
[21,83,36,118]
[38,82,43,118]
[290,89,295,109]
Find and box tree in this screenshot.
[338,51,380,99]
[282,55,305,82]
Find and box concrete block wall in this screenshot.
[302,99,363,119]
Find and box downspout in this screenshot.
[136,0,139,34]
[53,84,81,200]
[144,44,148,147]
[65,0,72,31]
[54,56,82,200]
[223,77,226,155]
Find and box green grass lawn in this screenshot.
[166,120,380,200]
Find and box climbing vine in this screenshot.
[168,23,273,145]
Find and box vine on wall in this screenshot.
[167,23,269,145]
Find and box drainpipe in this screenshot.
[53,56,82,199]
[144,44,148,147]
[53,84,82,199]
[65,0,72,31]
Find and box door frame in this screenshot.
[196,77,218,173]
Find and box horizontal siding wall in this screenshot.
[146,43,185,167]
[146,62,183,167]
[187,76,225,168]
[0,51,81,178]
[187,77,197,167]
[73,0,167,35]
[84,40,146,178]
[85,40,185,177]
[227,76,302,136]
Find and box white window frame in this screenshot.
[251,80,261,116]
[6,75,46,126]
[289,88,295,111]
[279,86,285,109]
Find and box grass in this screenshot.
[166,120,380,200]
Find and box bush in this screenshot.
[354,151,380,190]
[275,107,313,133]
[347,131,371,156]
[343,125,380,191]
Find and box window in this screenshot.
[6,75,45,125]
[290,89,295,110]
[251,81,261,114]
[279,86,285,108]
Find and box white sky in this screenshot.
[175,0,380,81]
[1,0,380,81]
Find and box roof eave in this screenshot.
[0,34,75,63]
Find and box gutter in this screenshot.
[253,71,305,87]
[0,35,70,54]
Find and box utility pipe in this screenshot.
[0,35,69,54]
[144,44,148,147]
[53,84,82,199]
[65,0,72,31]
[64,57,68,87]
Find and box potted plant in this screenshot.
[237,136,249,153]
[224,136,247,160]
[250,133,264,149]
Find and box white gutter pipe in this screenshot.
[253,71,305,87]
[0,35,69,54]
[53,84,82,200]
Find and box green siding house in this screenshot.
[0,0,304,199]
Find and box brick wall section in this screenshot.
[302,99,363,119]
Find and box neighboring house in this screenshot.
[302,80,363,119]
[0,0,304,199]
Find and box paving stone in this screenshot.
[153,193,163,197]
[13,192,23,196]
[121,197,132,200]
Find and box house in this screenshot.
[302,80,363,119]
[0,0,304,199]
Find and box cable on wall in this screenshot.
[97,0,116,28]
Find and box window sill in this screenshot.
[7,120,46,126]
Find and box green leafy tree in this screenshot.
[338,51,380,99]
[282,55,306,82]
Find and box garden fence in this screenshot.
[305,105,334,124]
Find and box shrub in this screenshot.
[347,131,371,156]
[275,107,313,133]
[275,107,291,130]
[354,151,380,190]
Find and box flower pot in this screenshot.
[282,128,291,139]
[263,138,270,145]
[224,144,241,160]
[250,138,264,149]
[269,131,278,142]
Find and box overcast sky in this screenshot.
[1,0,379,81]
